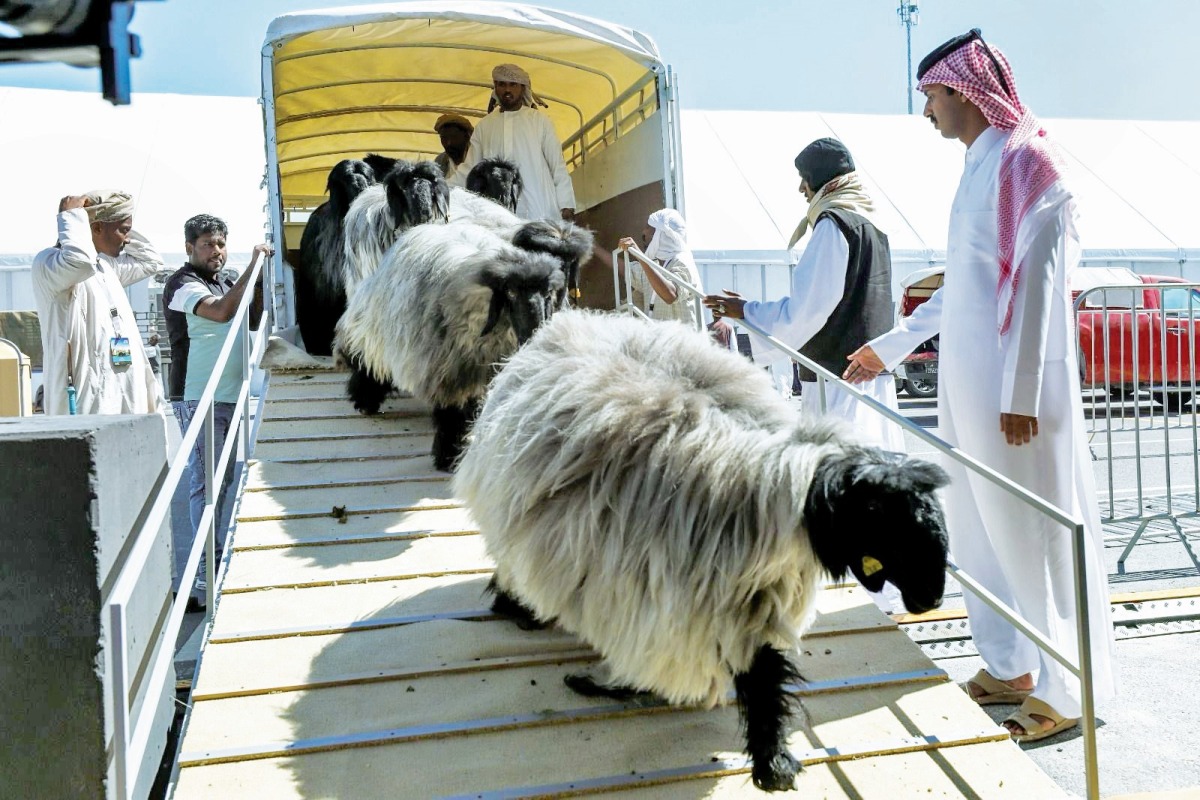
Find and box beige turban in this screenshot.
[490,63,547,108]
[83,190,135,223]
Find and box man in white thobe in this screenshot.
[705,138,904,454]
[452,63,576,222]
[845,30,1117,741]
[32,191,165,417]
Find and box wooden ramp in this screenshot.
[174,369,1066,799]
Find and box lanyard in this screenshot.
[93,258,124,338]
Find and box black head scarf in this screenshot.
[793,138,855,193]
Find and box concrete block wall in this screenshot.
[0,414,175,799]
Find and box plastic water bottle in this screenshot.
[67,381,77,415]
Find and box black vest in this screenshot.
[794,209,893,383]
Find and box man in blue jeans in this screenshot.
[165,214,271,606]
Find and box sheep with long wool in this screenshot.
[295,158,375,355]
[341,159,449,297]
[452,310,951,792]
[335,220,578,470]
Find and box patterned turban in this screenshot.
[918,34,1068,336]
[491,63,547,109]
[83,190,135,223]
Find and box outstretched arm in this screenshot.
[192,244,273,324]
[844,288,944,383]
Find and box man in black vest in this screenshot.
[704,138,904,453]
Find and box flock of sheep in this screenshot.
[295,157,952,792]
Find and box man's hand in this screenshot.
[843,345,885,384]
[58,195,91,212]
[703,289,746,320]
[249,243,275,266]
[617,236,637,252]
[1001,413,1039,446]
[561,208,576,222]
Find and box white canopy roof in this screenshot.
[0,86,269,258]
[681,109,1200,267]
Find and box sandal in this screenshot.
[1004,696,1079,743]
[962,669,1032,705]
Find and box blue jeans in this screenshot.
[183,400,238,564]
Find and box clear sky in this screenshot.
[2,0,1198,120]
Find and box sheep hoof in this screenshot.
[563,672,653,702]
[750,751,801,792]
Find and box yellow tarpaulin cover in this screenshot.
[265,2,666,202]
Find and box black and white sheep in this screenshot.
[452,310,951,792]
[334,221,571,471]
[341,159,450,297]
[295,159,374,355]
[464,157,523,213]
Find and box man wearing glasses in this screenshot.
[844,30,1117,742]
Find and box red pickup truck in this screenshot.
[896,267,1200,409]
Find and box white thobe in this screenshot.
[870,126,1117,717]
[744,217,905,453]
[32,208,165,417]
[452,107,575,221]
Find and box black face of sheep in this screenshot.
[384,161,450,231]
[803,448,951,615]
[510,220,594,306]
[327,159,375,219]
[465,157,523,213]
[478,252,565,345]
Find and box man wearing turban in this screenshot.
[433,113,474,179]
[844,31,1117,741]
[31,190,165,416]
[452,63,575,222]
[704,138,905,455]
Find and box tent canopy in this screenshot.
[682,109,1200,267]
[264,2,665,202]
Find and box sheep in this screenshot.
[451,310,951,792]
[464,157,523,213]
[295,159,374,355]
[341,159,450,297]
[334,221,567,471]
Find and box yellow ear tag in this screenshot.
[862,556,884,576]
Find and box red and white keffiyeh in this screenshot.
[918,40,1069,335]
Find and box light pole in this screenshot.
[897,1,920,114]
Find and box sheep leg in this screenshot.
[430,399,478,472]
[563,666,655,702]
[733,645,802,792]
[345,354,390,415]
[486,576,548,631]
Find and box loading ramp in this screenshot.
[172,367,1066,799]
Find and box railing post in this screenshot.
[1072,521,1100,800]
[109,602,130,800]
[204,400,216,619]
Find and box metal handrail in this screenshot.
[613,246,1101,799]
[613,245,705,331]
[106,258,270,800]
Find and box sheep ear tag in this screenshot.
[861,556,884,576]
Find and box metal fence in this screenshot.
[614,245,1103,799]
[1075,281,1200,567]
[105,259,270,800]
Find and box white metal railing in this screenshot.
[1074,281,1200,566]
[563,71,659,171]
[106,257,271,800]
[612,246,705,332]
[614,245,1102,799]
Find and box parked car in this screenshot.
[894,267,942,399]
[893,265,1200,409]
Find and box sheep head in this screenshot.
[362,153,398,178]
[511,220,594,307]
[385,160,451,231]
[326,159,375,221]
[466,157,523,213]
[803,448,950,614]
[478,250,565,345]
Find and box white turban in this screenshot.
[83,190,135,223]
[645,208,688,262]
[491,63,547,109]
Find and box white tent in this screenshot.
[681,109,1200,302]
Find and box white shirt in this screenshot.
[32,208,164,416]
[453,107,575,220]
